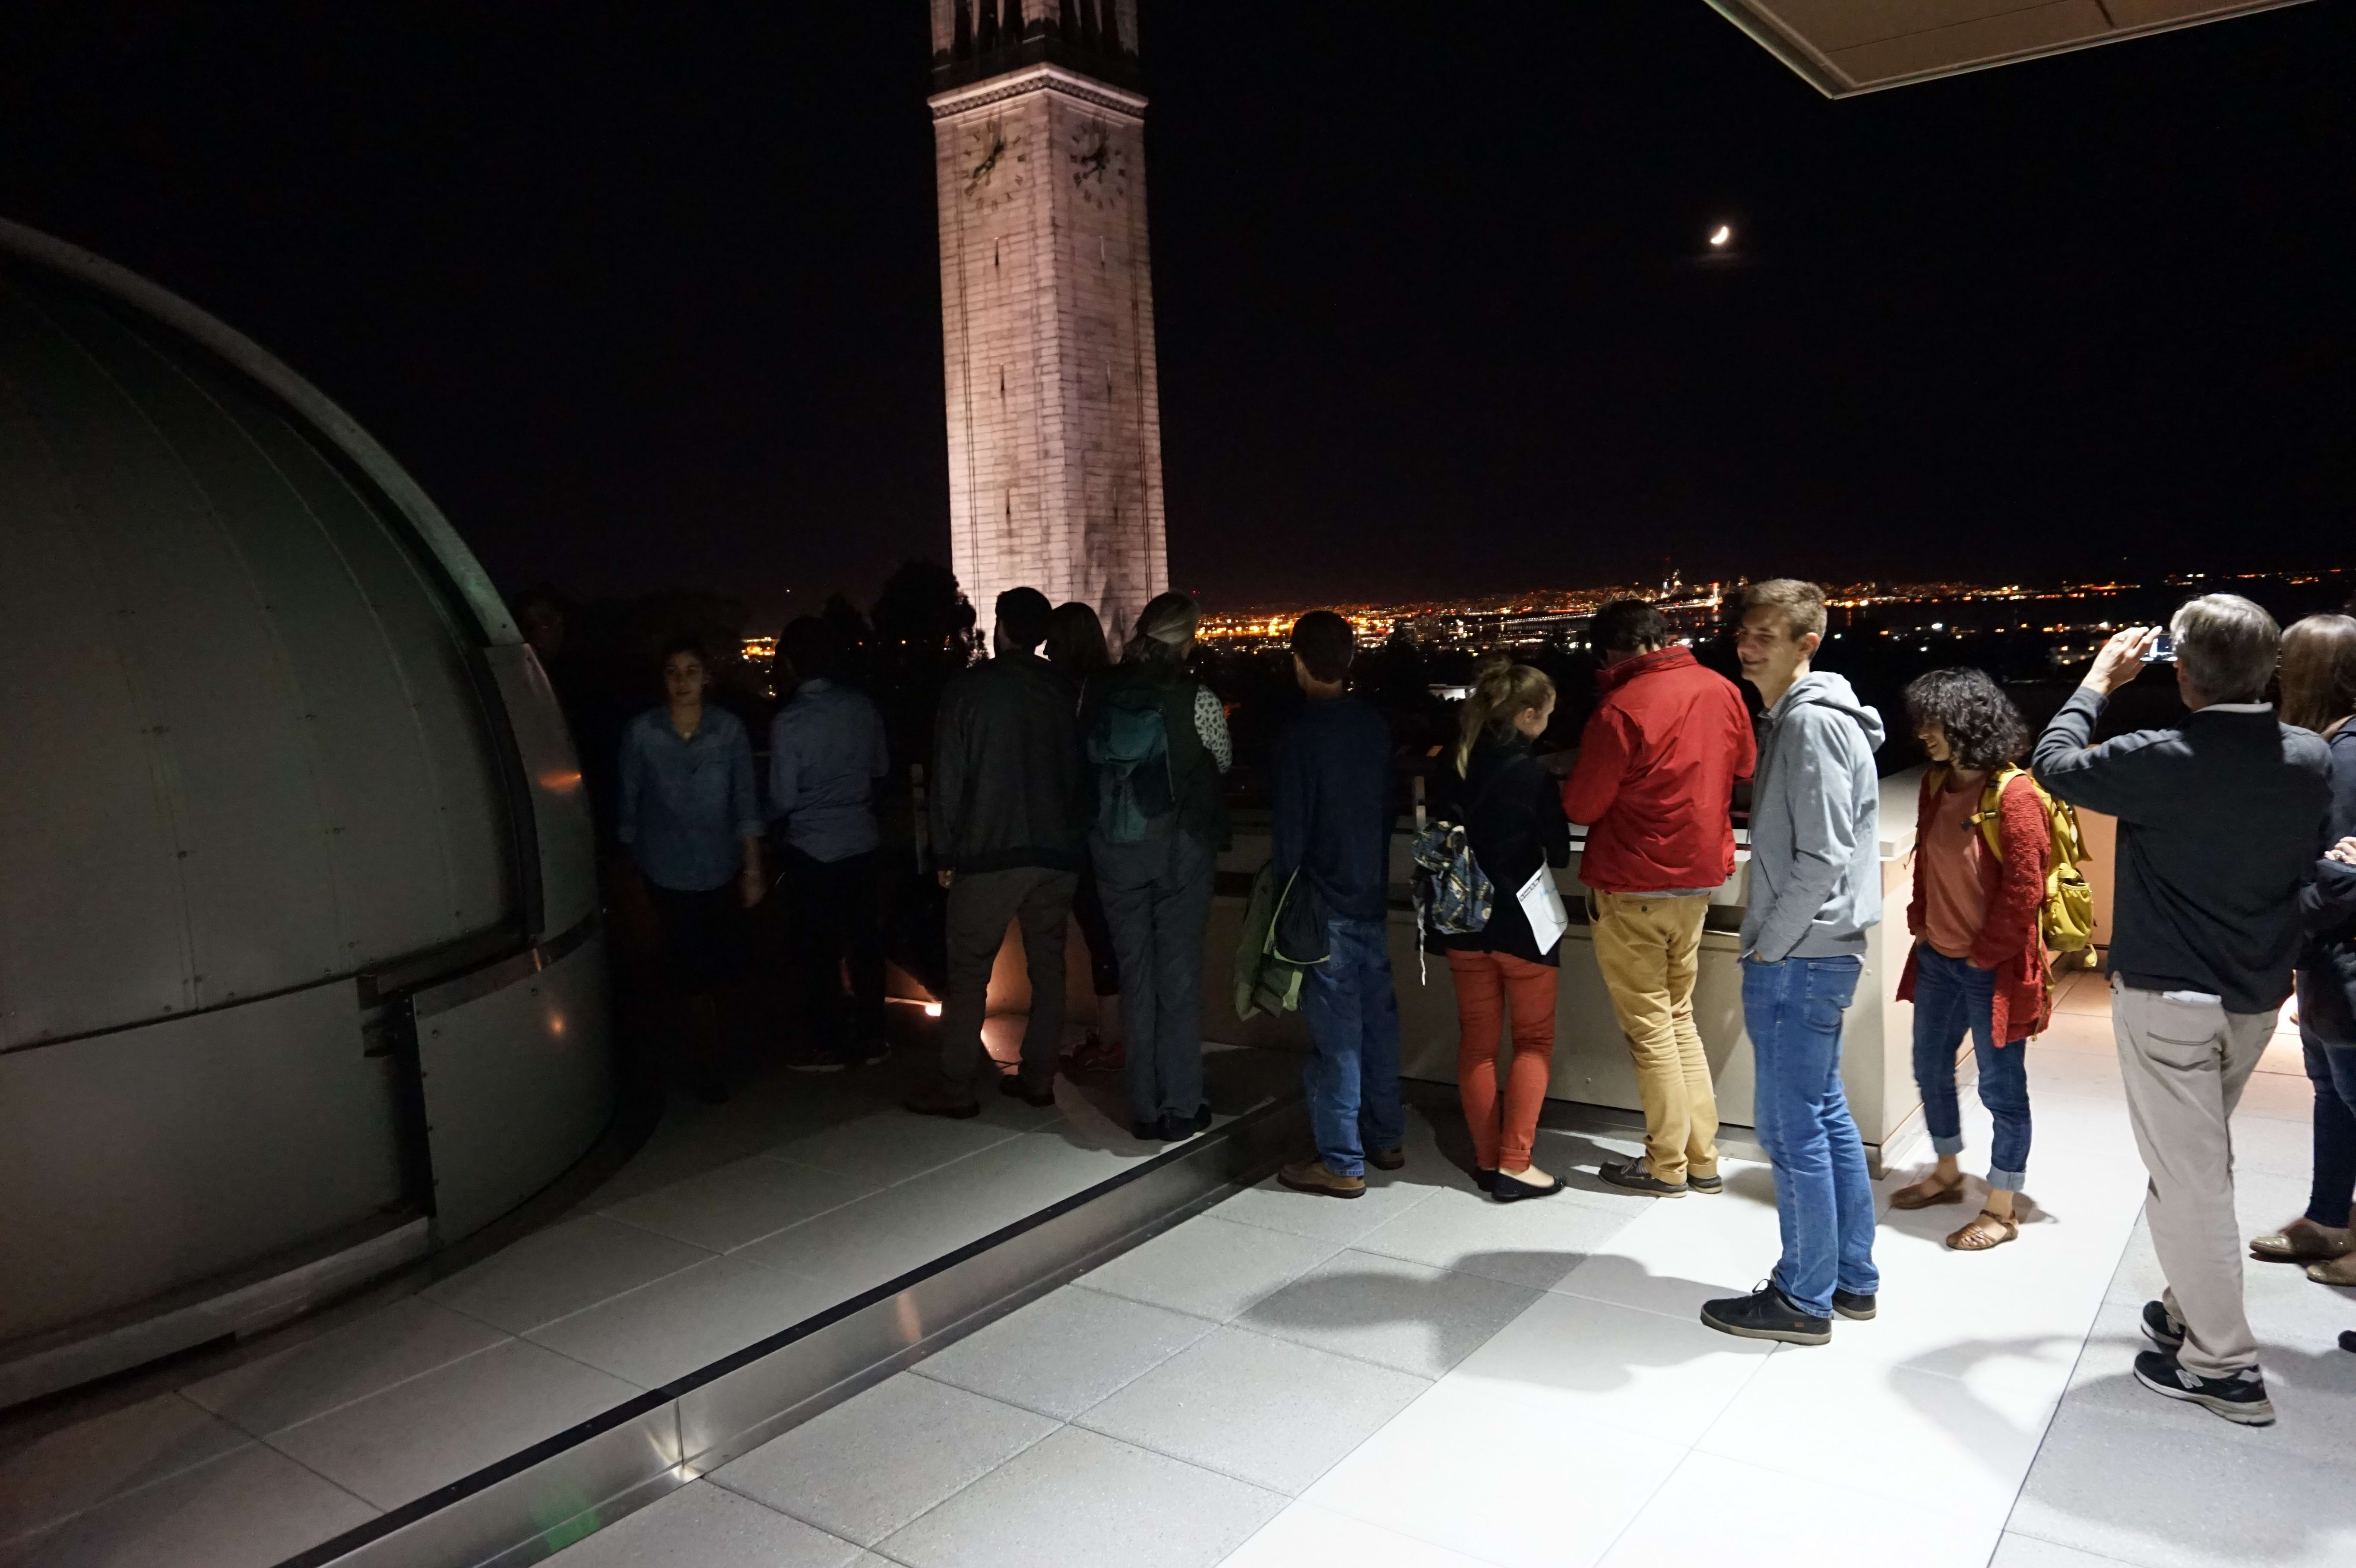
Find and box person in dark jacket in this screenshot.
[1085,592,1232,1140]
[2247,614,2356,1290]
[1438,659,1570,1201]
[1273,611,1403,1198]
[1047,601,1125,1075]
[910,586,1082,1119]
[1563,598,1755,1199]
[2033,594,2333,1426]
[1889,669,2052,1252]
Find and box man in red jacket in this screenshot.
[1563,600,1758,1197]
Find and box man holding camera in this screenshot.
[2034,595,2332,1426]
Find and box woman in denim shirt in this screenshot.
[618,639,766,1100]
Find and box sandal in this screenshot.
[1891,1175,1967,1211]
[2250,1218,2354,1264]
[1947,1210,2018,1251]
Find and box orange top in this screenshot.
[1920,775,1989,959]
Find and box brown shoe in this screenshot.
[2307,1252,2356,1286]
[2251,1217,2355,1263]
[1368,1147,1406,1172]
[1891,1176,1967,1211]
[1278,1158,1365,1199]
[1947,1209,2019,1251]
[905,1082,982,1120]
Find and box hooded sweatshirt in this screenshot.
[1740,670,1887,963]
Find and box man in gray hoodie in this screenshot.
[1701,579,1888,1346]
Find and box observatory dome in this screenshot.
[0,220,612,1403]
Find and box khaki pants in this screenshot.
[1591,891,1719,1184]
[2112,978,2278,1377]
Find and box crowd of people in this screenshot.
[604,572,2356,1432]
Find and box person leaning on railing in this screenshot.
[2032,595,2333,1426]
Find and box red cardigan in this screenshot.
[1897,769,2053,1044]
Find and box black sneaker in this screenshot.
[1700,1283,1832,1346]
[1688,1172,1724,1195]
[1159,1103,1213,1140]
[2133,1349,2275,1426]
[998,1074,1056,1109]
[2339,1330,2356,1355]
[1598,1157,1689,1198]
[783,1045,849,1074]
[1832,1289,1877,1321]
[2140,1299,2185,1350]
[1368,1146,1407,1171]
[1491,1169,1565,1203]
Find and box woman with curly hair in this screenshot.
[1890,667,2052,1250]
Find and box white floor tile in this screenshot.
[1349,1184,1643,1291]
[181,1296,510,1436]
[1238,1249,1539,1378]
[1304,1379,1684,1568]
[548,1481,863,1567]
[1218,1502,1502,1568]
[1213,1175,1441,1246]
[1445,1290,1773,1445]
[1553,1175,1787,1319]
[878,1425,1286,1568]
[1695,1340,2057,1523]
[1599,1450,2001,1568]
[712,1374,1055,1546]
[601,1156,879,1252]
[526,1255,844,1388]
[917,1284,1217,1420]
[1988,1530,2153,1568]
[0,1394,248,1540]
[264,1337,636,1510]
[1077,1326,1429,1495]
[427,1214,713,1334]
[0,1442,375,1567]
[1079,1215,1343,1323]
[763,1110,1025,1186]
[727,1199,967,1295]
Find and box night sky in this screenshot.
[6,3,2348,625]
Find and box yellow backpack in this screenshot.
[1961,764,2098,966]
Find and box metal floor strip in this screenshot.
[277,1095,1305,1568]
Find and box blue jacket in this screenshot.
[769,678,890,863]
[1273,694,1395,924]
[618,706,762,892]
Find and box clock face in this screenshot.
[1067,122,1132,211]
[963,120,1030,209]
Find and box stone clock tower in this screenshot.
[928,1,1167,643]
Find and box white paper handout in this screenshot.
[1517,864,1568,955]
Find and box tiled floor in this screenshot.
[545,971,2356,1568]
[0,1026,1288,1567]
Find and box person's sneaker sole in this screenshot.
[785,1058,849,1074]
[2134,1364,2277,1426]
[1699,1306,1832,1346]
[2140,1299,2185,1350]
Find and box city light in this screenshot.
[1710,224,1732,247]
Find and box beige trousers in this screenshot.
[2111,977,2278,1377]
[1591,891,1720,1184]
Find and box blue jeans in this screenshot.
[2302,1022,2356,1228]
[1742,953,1878,1319]
[1910,946,2032,1191]
[1303,917,1406,1178]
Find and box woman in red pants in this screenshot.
[1438,659,1571,1201]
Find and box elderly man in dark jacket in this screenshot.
[910,586,1083,1118]
[2033,594,2332,1426]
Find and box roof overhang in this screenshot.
[1704,0,2314,97]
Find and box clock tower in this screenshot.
[928,1,1167,642]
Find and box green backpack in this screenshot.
[1087,684,1175,844]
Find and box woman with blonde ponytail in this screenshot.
[1437,657,1571,1200]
